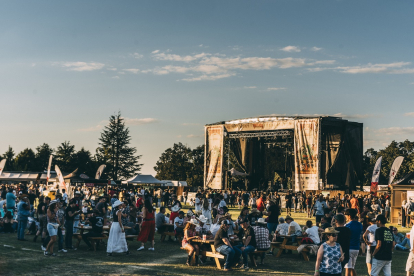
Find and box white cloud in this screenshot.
[267,87,286,91]
[182,73,236,82]
[153,52,210,62]
[280,46,301,52]
[404,112,414,117]
[123,68,140,74]
[335,62,411,74]
[61,62,105,71]
[124,118,159,126]
[77,120,108,132]
[107,67,117,71]
[152,50,160,54]
[311,47,323,51]
[199,44,203,47]
[187,134,202,138]
[111,76,120,79]
[244,86,257,89]
[133,53,143,59]
[332,113,377,119]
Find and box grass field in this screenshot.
[0,206,410,276]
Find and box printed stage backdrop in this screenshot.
[204,125,224,189]
[294,119,320,191]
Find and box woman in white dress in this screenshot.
[107,200,129,256]
[201,199,212,225]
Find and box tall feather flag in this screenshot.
[370,156,382,196]
[55,165,72,198]
[0,159,6,176]
[389,156,404,185]
[46,155,53,182]
[95,165,106,180]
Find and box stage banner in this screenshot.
[46,155,53,182]
[0,159,6,176]
[225,120,294,133]
[95,164,106,180]
[370,156,382,195]
[389,156,404,185]
[204,125,224,189]
[294,119,320,191]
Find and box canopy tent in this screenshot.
[392,171,414,185]
[0,172,44,183]
[123,174,164,185]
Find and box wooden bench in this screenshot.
[126,235,138,241]
[89,235,108,251]
[180,247,225,266]
[161,232,182,242]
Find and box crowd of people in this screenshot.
[0,183,413,276]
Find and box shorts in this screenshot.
[47,223,58,237]
[366,246,376,264]
[316,215,323,223]
[344,249,359,269]
[406,251,414,272]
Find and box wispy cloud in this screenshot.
[152,50,160,54]
[332,113,377,119]
[124,118,159,126]
[311,47,323,51]
[107,67,117,71]
[61,62,105,71]
[187,134,202,138]
[123,68,140,74]
[244,86,257,89]
[404,112,414,117]
[335,62,411,74]
[133,53,143,59]
[78,120,108,132]
[153,52,210,62]
[280,46,301,52]
[267,87,286,91]
[111,76,120,79]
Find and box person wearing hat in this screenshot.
[107,200,129,256]
[195,215,212,238]
[214,220,241,271]
[182,218,202,266]
[314,227,344,276]
[285,215,302,237]
[169,204,181,228]
[174,211,185,241]
[248,207,262,226]
[254,218,271,265]
[363,212,378,275]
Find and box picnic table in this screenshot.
[185,239,225,269]
[74,224,131,249]
[271,235,309,261]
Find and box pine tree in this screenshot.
[96,112,142,180]
[2,146,15,171]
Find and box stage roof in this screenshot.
[123,174,164,185]
[206,115,345,126]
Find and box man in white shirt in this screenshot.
[62,189,68,204]
[303,220,321,244]
[174,211,185,240]
[406,223,414,276]
[363,212,378,275]
[219,195,227,208]
[194,194,202,212]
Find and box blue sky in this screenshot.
[1,1,414,175]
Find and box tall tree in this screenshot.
[96,112,142,180]
[73,147,97,177]
[55,141,76,173]
[34,143,54,171]
[14,148,36,171]
[2,146,15,171]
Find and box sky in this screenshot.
[1,1,414,176]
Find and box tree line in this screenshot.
[1,112,142,181]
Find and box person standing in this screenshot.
[107,200,129,256]
[371,214,395,276]
[6,188,16,214]
[334,214,351,270]
[314,227,344,276]
[265,199,280,234]
[314,195,327,227]
[137,199,156,251]
[344,208,363,276]
[362,212,378,275]
[17,197,30,241]
[45,201,60,256]
[405,222,414,276]
[65,199,81,250]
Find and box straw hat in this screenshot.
[366,212,376,222]
[189,218,199,226]
[257,218,267,225]
[187,210,194,216]
[250,208,260,214]
[323,227,340,235]
[112,200,122,208]
[198,215,208,223]
[171,205,180,212]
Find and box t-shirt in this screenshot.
[256,198,265,212]
[6,193,16,209]
[346,220,363,250]
[237,226,257,247]
[196,224,210,235]
[366,224,378,246]
[95,202,106,216]
[315,200,327,216]
[37,202,47,215]
[335,226,351,262]
[210,223,221,236]
[267,204,279,223]
[285,194,292,203]
[89,216,104,233]
[65,206,75,221]
[174,216,184,230]
[214,227,228,248]
[218,200,227,208]
[374,227,394,261]
[155,212,166,228]
[305,226,320,244]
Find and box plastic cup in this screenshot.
[203,235,206,240]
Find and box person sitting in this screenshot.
[248,207,262,226]
[224,213,237,236]
[0,211,15,233]
[82,210,104,251]
[195,215,213,239]
[392,227,410,251]
[183,219,202,266]
[302,220,321,245]
[156,207,173,241]
[174,211,185,241]
[273,217,289,242]
[214,220,241,271]
[235,218,256,269]
[253,218,271,264]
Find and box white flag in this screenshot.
[46,155,53,182]
[95,165,106,180]
[370,156,382,195]
[0,159,6,176]
[389,156,404,185]
[55,165,67,191]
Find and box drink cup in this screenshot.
[407,233,411,239]
[203,235,206,240]
[62,229,65,235]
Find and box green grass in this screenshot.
[0,206,409,276]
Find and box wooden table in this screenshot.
[74,225,130,248]
[189,239,225,269]
[272,235,309,261]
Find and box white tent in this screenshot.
[122,174,164,185]
[160,180,188,187]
